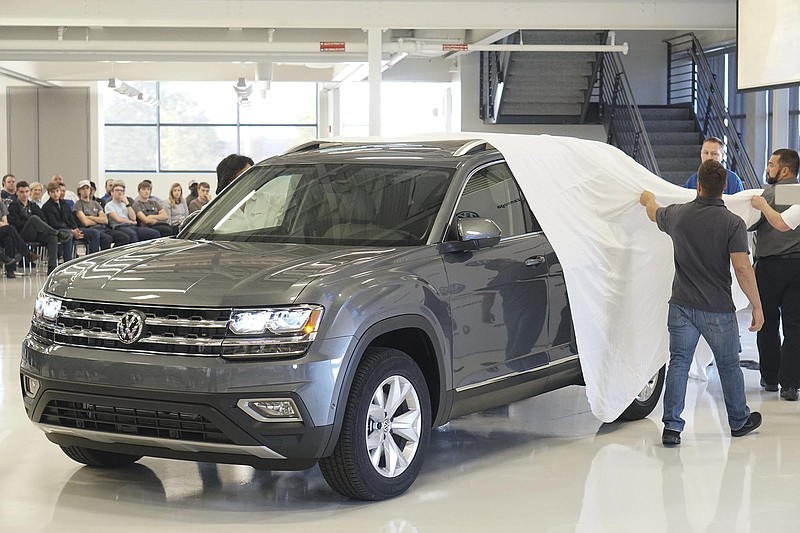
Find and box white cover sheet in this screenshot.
[327,133,763,422]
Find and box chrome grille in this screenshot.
[41,399,233,444]
[32,299,230,356]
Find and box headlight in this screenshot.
[34,293,62,321]
[229,305,324,336]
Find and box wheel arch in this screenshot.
[321,314,450,457]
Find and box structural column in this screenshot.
[367,28,382,136]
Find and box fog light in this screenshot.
[237,398,302,423]
[24,376,41,398]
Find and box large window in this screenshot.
[104,82,318,172]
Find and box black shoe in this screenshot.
[780,387,799,401]
[0,252,14,265]
[731,412,762,437]
[760,378,779,392]
[5,269,15,279]
[662,429,681,446]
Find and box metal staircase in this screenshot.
[664,33,759,188]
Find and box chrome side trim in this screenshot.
[455,355,579,393]
[36,424,287,460]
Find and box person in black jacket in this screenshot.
[7,181,65,274]
[42,181,101,261]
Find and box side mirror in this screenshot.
[438,218,502,253]
[177,209,202,234]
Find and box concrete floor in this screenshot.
[2,269,800,532]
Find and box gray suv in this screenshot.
[20,139,664,500]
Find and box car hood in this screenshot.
[43,239,402,307]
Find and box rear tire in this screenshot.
[319,347,431,500]
[60,445,142,468]
[617,365,666,421]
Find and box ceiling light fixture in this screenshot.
[233,77,253,106]
[108,77,159,106]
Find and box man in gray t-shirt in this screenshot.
[640,159,763,446]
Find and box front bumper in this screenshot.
[20,333,353,469]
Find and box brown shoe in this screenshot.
[26,252,40,263]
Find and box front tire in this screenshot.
[319,347,431,500]
[617,365,666,421]
[60,445,142,468]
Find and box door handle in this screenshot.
[524,256,545,267]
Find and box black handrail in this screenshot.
[595,39,660,175]
[479,34,515,123]
[664,33,759,189]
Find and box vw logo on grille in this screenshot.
[117,310,146,344]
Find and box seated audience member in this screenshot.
[166,182,189,228]
[100,178,115,206]
[2,174,17,201]
[133,181,175,237]
[215,154,254,194]
[73,180,130,248]
[188,182,212,213]
[29,182,46,207]
[104,181,161,243]
[185,180,199,206]
[0,200,39,278]
[57,183,75,210]
[51,174,79,205]
[42,181,104,259]
[7,181,65,274]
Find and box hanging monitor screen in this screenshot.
[737,0,800,91]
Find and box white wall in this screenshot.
[614,30,677,106]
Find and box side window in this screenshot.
[453,162,540,238]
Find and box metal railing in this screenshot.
[594,41,660,175]
[665,33,759,189]
[479,34,514,123]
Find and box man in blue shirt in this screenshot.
[684,137,744,194]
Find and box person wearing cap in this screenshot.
[74,180,129,249]
[132,180,175,237]
[186,180,199,207]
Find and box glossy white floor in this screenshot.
[3,271,800,533]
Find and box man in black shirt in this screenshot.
[7,181,65,274]
[640,160,763,446]
[41,181,101,261]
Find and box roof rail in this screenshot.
[453,140,492,157]
[282,140,342,155]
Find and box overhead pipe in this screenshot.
[0,36,630,60]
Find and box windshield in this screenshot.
[182,162,454,246]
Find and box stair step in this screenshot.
[660,171,694,186]
[651,144,700,159]
[500,102,584,115]
[656,157,699,172]
[648,131,703,144]
[642,119,699,132]
[510,52,597,64]
[502,92,586,104]
[518,30,605,45]
[638,106,694,120]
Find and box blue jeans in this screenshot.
[663,303,750,433]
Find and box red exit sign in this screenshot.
[442,43,469,51]
[320,42,346,52]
